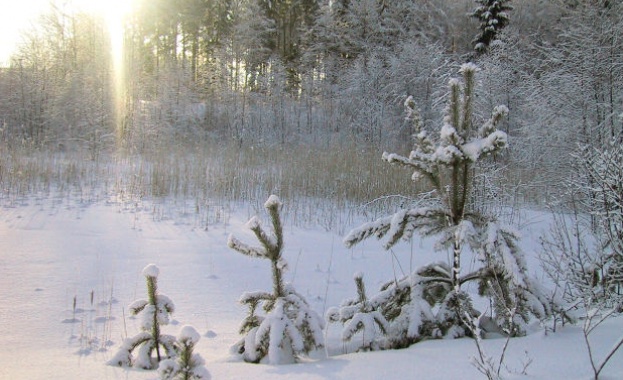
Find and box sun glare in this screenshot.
[102,1,132,144]
[0,0,135,67]
[72,0,135,144]
[0,0,49,66]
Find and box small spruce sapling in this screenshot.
[158,325,210,380]
[326,272,389,351]
[228,195,325,364]
[108,264,176,369]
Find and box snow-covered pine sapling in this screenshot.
[343,63,551,346]
[108,264,176,369]
[228,195,325,364]
[326,272,389,351]
[158,326,210,380]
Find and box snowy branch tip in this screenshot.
[264,194,282,209]
[459,62,479,74]
[179,325,201,345]
[142,264,159,278]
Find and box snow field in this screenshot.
[0,198,621,379]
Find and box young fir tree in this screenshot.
[326,272,389,351]
[227,195,325,364]
[158,325,210,380]
[343,63,551,347]
[108,264,176,369]
[471,0,513,54]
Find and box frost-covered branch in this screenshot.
[343,207,448,250]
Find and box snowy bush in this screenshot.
[541,138,623,320]
[158,325,210,380]
[326,272,389,351]
[228,195,325,364]
[343,64,552,347]
[108,264,176,369]
[540,137,623,379]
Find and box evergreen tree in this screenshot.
[158,325,210,380]
[108,264,176,369]
[253,0,321,91]
[231,0,276,91]
[227,195,325,364]
[471,0,513,54]
[326,272,389,351]
[343,63,551,346]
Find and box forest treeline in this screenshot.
[0,0,621,207]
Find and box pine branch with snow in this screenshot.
[228,195,324,364]
[108,264,176,369]
[475,222,553,336]
[370,273,438,348]
[343,207,449,250]
[436,290,478,338]
[471,0,513,54]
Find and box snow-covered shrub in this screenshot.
[158,325,210,380]
[540,137,623,379]
[108,264,176,369]
[228,195,325,364]
[343,64,551,347]
[326,272,389,351]
[541,138,623,320]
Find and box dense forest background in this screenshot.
[0,0,621,220]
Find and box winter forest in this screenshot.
[0,0,622,379]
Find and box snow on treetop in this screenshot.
[459,62,479,74]
[264,194,282,209]
[179,325,201,344]
[353,271,364,280]
[142,264,159,278]
[494,104,509,115]
[404,95,414,108]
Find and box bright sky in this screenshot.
[0,0,133,66]
[0,0,49,65]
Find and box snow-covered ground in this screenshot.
[0,196,621,379]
